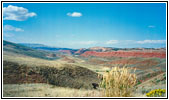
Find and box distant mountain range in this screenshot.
[3,40,166,59]
[19,43,166,53]
[18,43,121,55]
[19,43,77,52]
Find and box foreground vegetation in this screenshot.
[100,67,137,97]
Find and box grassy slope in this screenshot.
[3,54,166,97]
[57,55,111,74]
[3,40,58,60]
[134,73,166,97]
[3,54,100,89]
[3,83,102,97]
[3,51,63,67]
[3,52,102,96]
[3,51,110,74]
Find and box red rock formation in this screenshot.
[80,51,166,58]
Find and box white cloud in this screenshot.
[3,5,37,21]
[78,41,97,45]
[3,33,14,37]
[105,40,119,44]
[67,12,82,17]
[4,25,24,32]
[136,40,166,44]
[148,25,155,28]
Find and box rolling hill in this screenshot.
[3,40,59,60]
[3,40,166,97]
[3,40,101,89]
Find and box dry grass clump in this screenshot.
[99,66,137,97]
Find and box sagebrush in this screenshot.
[99,66,137,97]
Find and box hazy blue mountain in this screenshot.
[19,43,78,52]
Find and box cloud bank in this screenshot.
[3,33,14,37]
[105,40,119,44]
[4,25,24,32]
[136,40,166,44]
[105,40,166,45]
[74,39,166,46]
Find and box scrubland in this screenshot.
[3,50,166,97]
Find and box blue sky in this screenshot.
[3,3,166,49]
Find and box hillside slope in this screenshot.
[3,60,100,89]
[3,40,58,60]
